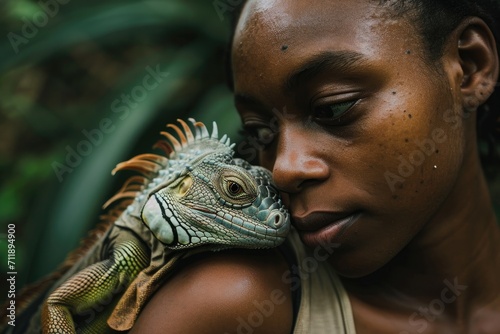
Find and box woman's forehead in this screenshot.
[233,0,406,55]
[232,0,417,72]
[230,0,431,106]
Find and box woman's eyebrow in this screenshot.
[234,51,366,109]
[284,50,366,92]
[234,92,266,110]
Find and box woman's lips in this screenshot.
[292,211,360,245]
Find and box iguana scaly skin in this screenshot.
[10,119,290,334]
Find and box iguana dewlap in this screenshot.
[31,119,290,334]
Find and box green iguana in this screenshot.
[2,119,290,334]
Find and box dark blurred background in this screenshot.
[0,0,499,304]
[0,0,243,295]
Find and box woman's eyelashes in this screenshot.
[311,99,359,125]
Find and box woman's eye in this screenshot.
[241,125,276,147]
[255,127,276,145]
[313,100,357,123]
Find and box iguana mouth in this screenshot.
[189,205,287,240]
[187,204,215,214]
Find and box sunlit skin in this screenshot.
[131,1,500,333]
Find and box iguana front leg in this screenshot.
[41,236,149,334]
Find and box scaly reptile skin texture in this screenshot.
[36,119,290,334]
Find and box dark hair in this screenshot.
[226,0,500,178]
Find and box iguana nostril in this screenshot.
[271,212,285,228]
[275,214,282,227]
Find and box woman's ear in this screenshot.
[454,17,499,111]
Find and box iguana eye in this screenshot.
[227,181,242,195]
[178,177,192,196]
[223,177,249,199]
[168,175,193,197]
[214,170,257,206]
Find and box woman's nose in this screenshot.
[271,125,330,194]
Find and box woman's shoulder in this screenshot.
[130,248,294,334]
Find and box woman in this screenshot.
[132,1,500,333]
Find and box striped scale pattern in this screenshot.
[42,236,149,334]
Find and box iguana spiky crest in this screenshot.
[103,118,232,214]
[105,118,288,251]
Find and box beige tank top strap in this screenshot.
[288,229,357,334]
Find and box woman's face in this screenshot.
[232,0,467,277]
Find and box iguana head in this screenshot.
[105,119,290,250]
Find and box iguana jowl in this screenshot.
[14,119,290,333]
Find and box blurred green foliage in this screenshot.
[0,0,241,291]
